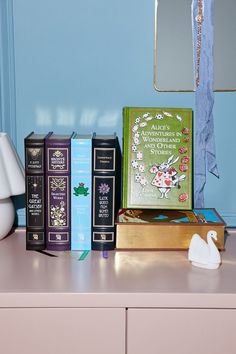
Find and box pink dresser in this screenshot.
[0,229,235,354]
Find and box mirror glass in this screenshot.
[154,0,236,92]
[154,0,194,91]
[214,0,236,91]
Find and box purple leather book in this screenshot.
[45,133,73,251]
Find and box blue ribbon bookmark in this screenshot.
[192,0,219,208]
[102,250,109,259]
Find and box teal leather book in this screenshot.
[71,133,92,251]
[123,107,193,210]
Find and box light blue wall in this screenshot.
[0,0,16,140]
[1,0,235,226]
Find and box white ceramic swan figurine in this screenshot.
[188,230,221,269]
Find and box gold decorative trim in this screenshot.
[93,148,116,172]
[92,231,114,243]
[47,175,69,228]
[47,148,69,172]
[48,232,69,243]
[93,176,115,228]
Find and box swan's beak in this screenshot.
[212,233,218,241]
[209,230,218,241]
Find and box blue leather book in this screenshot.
[71,133,92,250]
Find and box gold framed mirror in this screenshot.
[154,0,236,92]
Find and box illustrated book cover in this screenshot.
[116,208,225,250]
[123,107,193,209]
[71,133,92,251]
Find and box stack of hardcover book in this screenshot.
[117,106,225,250]
[25,132,121,252]
[24,106,226,253]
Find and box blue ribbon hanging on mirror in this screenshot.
[192,0,219,208]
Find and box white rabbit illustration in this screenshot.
[150,155,186,199]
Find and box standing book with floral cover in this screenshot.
[45,133,73,251]
[123,107,193,210]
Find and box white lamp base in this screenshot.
[0,198,15,240]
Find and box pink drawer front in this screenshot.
[0,308,125,354]
[127,308,236,354]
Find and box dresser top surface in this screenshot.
[0,229,236,308]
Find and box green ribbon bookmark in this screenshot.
[78,250,90,261]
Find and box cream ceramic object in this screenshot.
[0,133,25,239]
[188,230,221,269]
[0,198,15,240]
[0,133,25,199]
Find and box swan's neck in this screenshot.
[207,235,218,256]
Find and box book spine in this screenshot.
[122,107,130,208]
[71,137,92,250]
[45,139,71,250]
[92,137,121,251]
[25,137,46,250]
